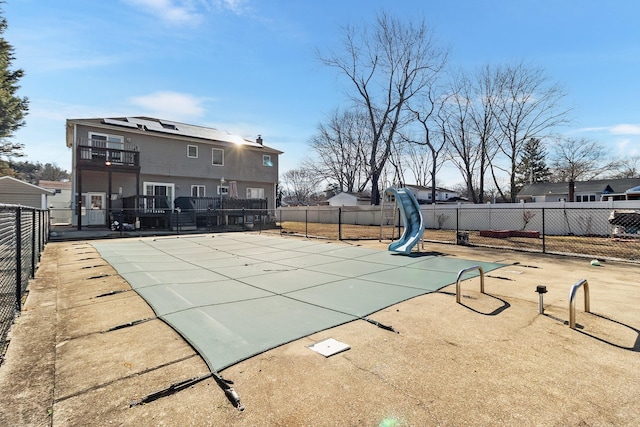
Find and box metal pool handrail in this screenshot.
[456,266,485,304]
[569,279,591,329]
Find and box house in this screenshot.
[517,178,640,203]
[39,180,72,209]
[0,176,54,209]
[328,192,371,206]
[39,180,72,224]
[66,117,282,229]
[403,185,460,204]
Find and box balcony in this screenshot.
[76,139,140,171]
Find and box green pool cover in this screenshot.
[92,234,504,372]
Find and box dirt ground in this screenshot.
[0,232,639,426]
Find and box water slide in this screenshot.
[385,187,425,255]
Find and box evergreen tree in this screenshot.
[515,138,551,191]
[8,160,70,184]
[0,7,29,161]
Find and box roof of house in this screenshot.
[0,176,55,195]
[518,178,640,197]
[405,185,457,193]
[329,192,371,201]
[66,116,283,154]
[39,180,71,190]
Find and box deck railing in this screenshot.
[76,138,139,168]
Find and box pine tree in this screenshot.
[515,138,551,191]
[0,8,29,160]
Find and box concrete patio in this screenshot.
[1,232,639,426]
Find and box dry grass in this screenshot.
[276,221,640,262]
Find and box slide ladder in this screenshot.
[385,187,425,255]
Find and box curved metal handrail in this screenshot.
[456,265,485,304]
[569,279,590,329]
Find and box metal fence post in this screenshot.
[542,208,546,254]
[338,207,342,240]
[15,207,22,312]
[305,209,308,238]
[31,209,36,277]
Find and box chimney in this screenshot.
[256,135,263,145]
[568,180,575,202]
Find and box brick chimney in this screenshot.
[256,135,263,145]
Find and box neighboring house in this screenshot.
[39,180,73,225]
[403,185,460,204]
[39,180,72,209]
[517,178,640,203]
[0,176,54,209]
[328,192,371,206]
[66,117,282,229]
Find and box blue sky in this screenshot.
[4,0,640,187]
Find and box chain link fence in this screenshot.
[276,204,640,263]
[1,205,49,361]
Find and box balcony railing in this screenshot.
[77,139,140,168]
[122,195,170,214]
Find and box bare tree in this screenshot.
[468,65,501,203]
[404,87,449,202]
[605,155,640,179]
[319,12,448,204]
[491,62,570,202]
[280,168,320,205]
[385,136,409,186]
[442,72,485,203]
[441,66,503,203]
[307,109,371,193]
[398,134,434,186]
[550,137,619,181]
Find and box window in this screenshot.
[246,187,264,199]
[88,132,124,162]
[212,148,224,166]
[143,182,175,210]
[217,185,229,196]
[576,194,596,202]
[191,185,205,197]
[263,155,273,167]
[187,145,198,158]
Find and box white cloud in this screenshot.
[608,124,640,135]
[122,0,249,25]
[578,124,640,135]
[616,139,640,156]
[214,0,248,14]
[123,0,203,25]
[128,91,209,121]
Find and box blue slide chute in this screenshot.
[385,187,425,255]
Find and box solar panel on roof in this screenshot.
[102,118,139,128]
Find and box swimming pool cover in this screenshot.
[92,234,505,372]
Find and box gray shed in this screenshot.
[0,176,54,209]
